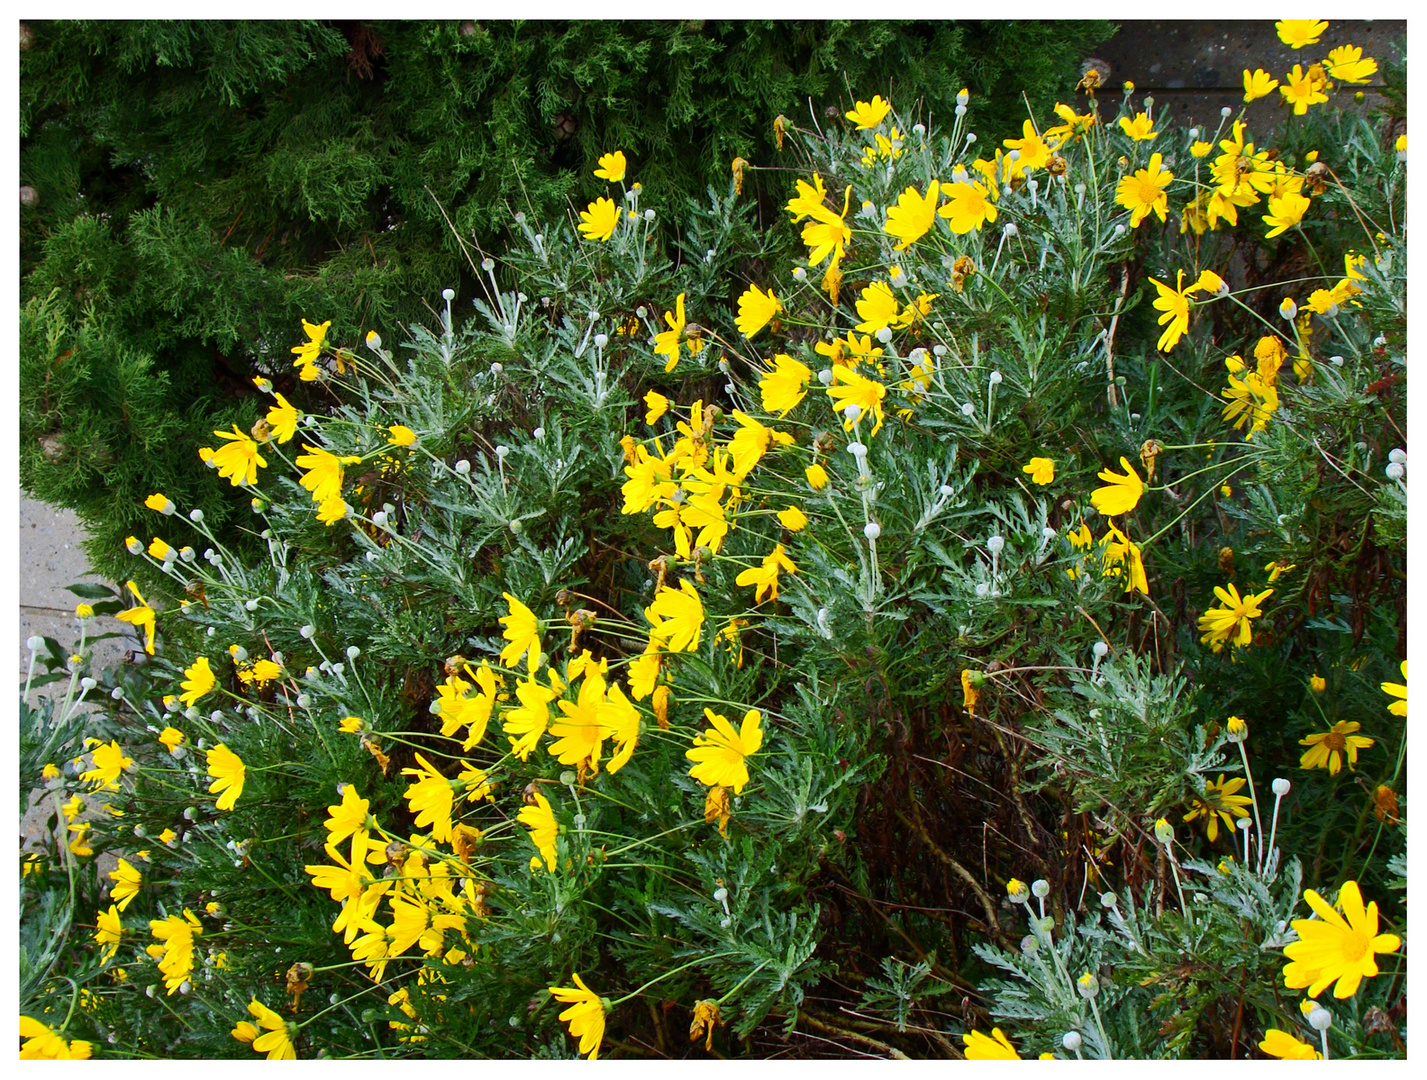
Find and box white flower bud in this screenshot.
[1076,972,1100,999]
[954,104,967,118]
[1003,223,1018,237]
[844,403,863,422]
[1272,778,1291,796]
[1092,641,1109,658]
[975,582,990,598]
[1100,891,1118,908]
[961,402,975,417]
[1308,1006,1332,1032]
[1389,448,1406,464]
[1221,106,1233,118]
[1062,1031,1082,1052]
[818,368,834,386]
[986,535,1004,554]
[875,327,893,343]
[346,646,361,660]
[26,635,44,651]
[792,266,808,281]
[965,132,977,144]
[1386,462,1405,480]
[847,441,867,459]
[1113,223,1126,237]
[593,333,609,349]
[988,370,1002,385]
[296,694,312,709]
[1279,298,1298,320]
[180,546,196,562]
[455,459,471,474]
[189,508,204,522]
[245,599,259,611]
[80,677,97,691]
[933,344,947,357]
[300,624,315,639]
[1031,879,1050,898]
[495,445,510,459]
[863,522,882,541]
[913,123,926,136]
[489,362,503,376]
[372,511,388,527]
[365,551,380,562]
[644,209,656,222]
[532,427,544,440]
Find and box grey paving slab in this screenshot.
[1092,20,1405,137]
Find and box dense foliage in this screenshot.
[21,22,1406,1062]
[19,18,1112,584]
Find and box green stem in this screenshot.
[610,951,740,1006]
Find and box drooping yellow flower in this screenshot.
[1276,19,1328,49]
[109,858,143,912]
[653,292,704,373]
[963,1028,1021,1060]
[324,784,371,849]
[295,444,361,506]
[19,1016,93,1060]
[735,544,798,604]
[1022,458,1055,485]
[643,390,670,425]
[645,579,704,654]
[805,463,829,490]
[593,150,627,182]
[1243,68,1280,102]
[266,392,300,444]
[116,580,157,655]
[206,743,246,811]
[799,185,854,269]
[1259,1029,1322,1059]
[290,318,330,379]
[759,354,813,417]
[1280,64,1329,115]
[1043,102,1097,148]
[578,197,621,242]
[883,180,940,250]
[402,753,460,843]
[735,284,782,338]
[504,673,559,761]
[1099,523,1148,596]
[1150,270,1202,352]
[179,656,216,707]
[1381,661,1406,717]
[1090,456,1144,517]
[499,592,542,673]
[147,908,201,994]
[1324,45,1378,84]
[1283,880,1400,998]
[1264,192,1311,238]
[1115,152,1174,227]
[519,791,559,872]
[244,997,298,1060]
[94,904,124,961]
[80,739,133,792]
[937,180,997,234]
[687,708,764,794]
[386,424,417,447]
[1118,111,1158,141]
[845,95,892,130]
[549,973,607,1059]
[1183,775,1253,842]
[777,505,808,531]
[1196,583,1273,652]
[210,425,268,487]
[61,793,83,822]
[1299,721,1374,775]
